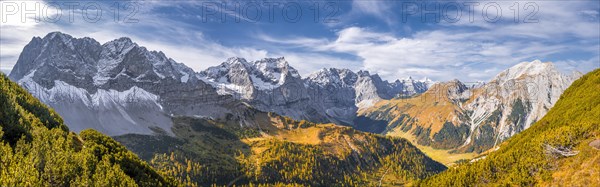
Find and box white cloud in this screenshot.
[327,26,596,81]
[0,63,11,74]
[257,34,329,48]
[325,0,397,28]
[315,27,512,80]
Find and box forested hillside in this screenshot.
[0,73,176,186]
[117,114,447,186]
[418,69,600,186]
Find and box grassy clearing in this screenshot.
[387,127,478,166]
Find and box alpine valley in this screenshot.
[2,32,597,186]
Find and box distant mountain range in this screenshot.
[8,32,581,157]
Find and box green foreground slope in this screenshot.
[418,69,600,186]
[0,74,176,186]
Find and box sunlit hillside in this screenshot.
[418,69,600,186]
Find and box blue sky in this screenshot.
[1,0,599,81]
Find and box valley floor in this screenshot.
[387,128,479,166]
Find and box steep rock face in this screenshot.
[354,71,391,108]
[305,68,359,125]
[461,60,581,152]
[359,60,581,153]
[9,32,103,91]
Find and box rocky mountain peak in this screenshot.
[103,37,137,53]
[571,70,584,77]
[41,32,100,51]
[43,31,72,42]
[427,79,468,95]
[9,32,103,90]
[111,37,135,45]
[253,57,300,79]
[419,79,467,101]
[305,68,358,87]
[369,73,385,83]
[356,70,371,77]
[494,60,559,82]
[224,57,250,65]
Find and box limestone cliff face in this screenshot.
[359,60,581,153]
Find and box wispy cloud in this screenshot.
[350,1,393,25]
[255,0,599,81]
[1,0,598,82]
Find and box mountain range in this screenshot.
[9,32,432,136]
[8,32,581,158]
[3,31,597,186]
